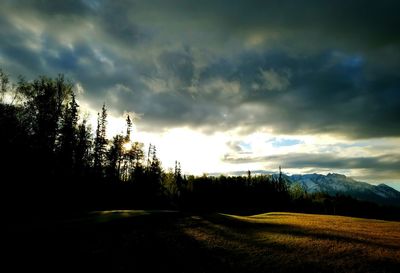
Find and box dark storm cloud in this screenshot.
[234,50,400,138]
[3,0,94,17]
[1,0,400,137]
[142,49,398,138]
[223,153,400,174]
[157,49,195,89]
[0,17,44,74]
[96,1,148,47]
[129,0,400,50]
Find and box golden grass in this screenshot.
[180,212,400,273]
[8,211,398,272]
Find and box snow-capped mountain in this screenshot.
[288,173,400,207]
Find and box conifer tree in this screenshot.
[58,92,79,175]
[75,117,92,176]
[125,114,132,142]
[93,103,108,176]
[106,134,124,180]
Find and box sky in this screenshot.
[1,0,400,189]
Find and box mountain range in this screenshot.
[287,173,400,207]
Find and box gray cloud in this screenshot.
[223,152,400,176]
[1,0,400,138]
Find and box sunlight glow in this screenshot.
[77,100,400,189]
[123,142,132,151]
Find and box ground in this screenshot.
[5,211,400,272]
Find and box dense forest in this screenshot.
[1,69,399,222]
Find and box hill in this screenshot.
[6,211,400,272]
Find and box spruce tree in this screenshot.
[58,92,79,175]
[75,118,92,177]
[93,103,108,177]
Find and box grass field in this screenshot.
[6,211,400,272]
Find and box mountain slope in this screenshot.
[288,173,400,206]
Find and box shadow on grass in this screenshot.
[4,211,400,273]
[191,213,400,273]
[5,212,229,273]
[202,213,400,250]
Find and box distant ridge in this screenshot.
[210,171,400,207]
[288,173,400,207]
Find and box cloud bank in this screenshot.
[1,0,400,186]
[1,0,399,138]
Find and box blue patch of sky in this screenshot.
[238,141,252,151]
[270,138,303,148]
[237,141,252,153]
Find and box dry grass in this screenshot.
[6,211,400,272]
[180,212,400,273]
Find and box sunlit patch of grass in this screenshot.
[64,210,151,224]
[91,210,150,223]
[181,212,400,272]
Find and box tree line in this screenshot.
[1,69,399,221]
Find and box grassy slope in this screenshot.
[6,211,400,273]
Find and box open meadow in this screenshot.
[5,211,400,272]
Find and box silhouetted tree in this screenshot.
[18,75,73,172]
[0,69,9,103]
[130,141,145,184]
[75,117,93,177]
[148,145,162,179]
[144,144,163,202]
[131,142,145,169]
[57,92,79,175]
[93,103,108,177]
[174,161,183,194]
[125,114,132,142]
[106,134,124,181]
[120,114,133,181]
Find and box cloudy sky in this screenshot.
[1,0,400,189]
